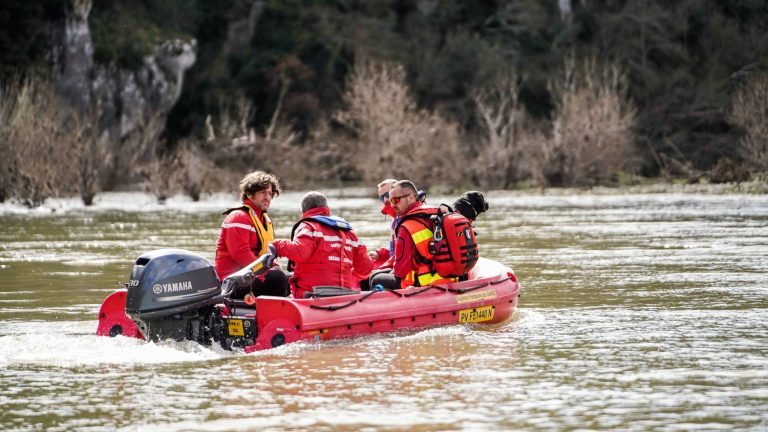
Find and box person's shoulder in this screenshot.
[294,219,319,237]
[224,208,250,223]
[298,218,321,230]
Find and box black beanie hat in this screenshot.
[452,191,489,220]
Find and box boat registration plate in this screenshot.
[458,305,494,323]
[228,319,245,336]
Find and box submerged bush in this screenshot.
[728,71,768,177]
[0,78,109,207]
[335,59,464,190]
[540,58,638,187]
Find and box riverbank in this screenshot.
[0,178,765,215]
[488,179,768,196]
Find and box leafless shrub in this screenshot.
[472,77,546,188]
[0,86,12,202]
[0,78,117,206]
[540,57,638,186]
[115,114,176,202]
[174,141,207,201]
[0,78,86,207]
[335,59,464,189]
[728,71,768,177]
[68,110,111,205]
[142,152,180,203]
[203,94,313,189]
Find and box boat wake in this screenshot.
[0,320,233,369]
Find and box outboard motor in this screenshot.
[125,249,224,344]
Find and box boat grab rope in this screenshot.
[308,277,512,311]
[309,290,378,311]
[403,285,447,297]
[489,276,512,285]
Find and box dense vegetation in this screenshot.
[1,0,767,205]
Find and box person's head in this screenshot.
[389,180,419,215]
[240,171,281,212]
[301,191,328,213]
[377,178,398,203]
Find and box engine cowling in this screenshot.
[125,249,223,342]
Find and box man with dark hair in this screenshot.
[214,170,289,298]
[271,191,374,299]
[370,180,457,290]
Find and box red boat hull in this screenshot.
[95,291,144,339]
[96,258,519,351]
[247,261,518,352]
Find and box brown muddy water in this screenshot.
[0,191,766,431]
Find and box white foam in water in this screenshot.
[0,320,232,368]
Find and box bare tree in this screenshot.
[68,109,111,205]
[116,114,175,202]
[472,77,544,188]
[728,71,768,177]
[0,79,81,206]
[335,59,464,189]
[541,57,638,186]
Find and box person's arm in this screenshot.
[352,243,375,277]
[224,217,260,268]
[271,223,316,262]
[392,226,415,279]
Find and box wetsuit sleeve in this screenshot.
[392,226,415,279]
[271,223,316,262]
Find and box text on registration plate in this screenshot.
[458,305,494,323]
[228,319,245,336]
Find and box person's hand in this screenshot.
[265,243,277,267]
[368,250,378,260]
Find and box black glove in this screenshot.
[264,243,277,268]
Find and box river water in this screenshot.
[0,191,766,431]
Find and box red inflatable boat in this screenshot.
[96,249,519,352]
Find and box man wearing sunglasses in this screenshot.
[367,179,399,268]
[370,180,456,290]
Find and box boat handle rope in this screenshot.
[309,289,389,311]
[359,289,404,301]
[445,281,491,294]
[403,285,447,297]
[309,278,509,311]
[489,276,512,285]
[310,298,359,311]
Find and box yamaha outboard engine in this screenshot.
[125,249,224,344]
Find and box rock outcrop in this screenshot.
[54,0,196,151]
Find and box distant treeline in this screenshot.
[1,0,767,204]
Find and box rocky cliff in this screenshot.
[54,0,196,158]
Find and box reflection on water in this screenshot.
[1,192,767,431]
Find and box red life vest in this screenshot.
[397,206,457,288]
[397,204,479,286]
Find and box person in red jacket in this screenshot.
[367,178,398,267]
[214,170,289,299]
[370,180,456,290]
[271,191,374,299]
